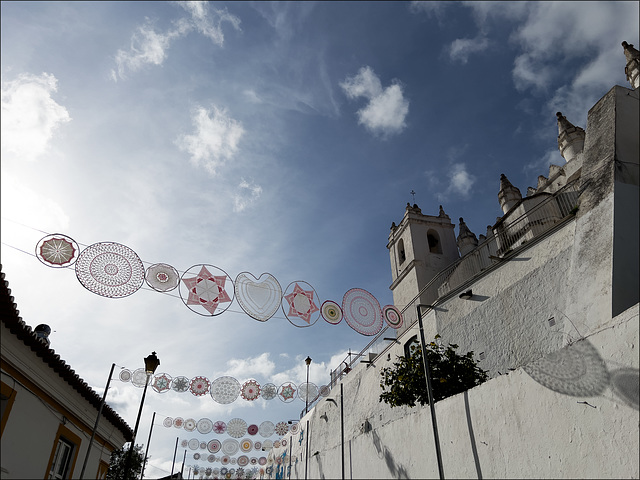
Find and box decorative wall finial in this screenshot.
[457,217,478,256]
[622,41,640,89]
[556,112,585,163]
[498,174,522,214]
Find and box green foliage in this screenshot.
[379,335,488,408]
[106,444,145,480]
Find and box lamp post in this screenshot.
[123,352,160,480]
[305,356,312,414]
[417,305,444,479]
[79,363,116,480]
[341,383,345,480]
[170,437,178,478]
[139,411,156,480]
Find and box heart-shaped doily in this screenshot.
[234,272,282,321]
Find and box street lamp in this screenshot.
[79,363,117,480]
[123,352,160,480]
[305,356,312,414]
[304,356,312,480]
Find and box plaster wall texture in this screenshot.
[393,216,576,378]
[1,323,125,479]
[0,372,64,478]
[277,304,638,479]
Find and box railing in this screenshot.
[325,180,581,396]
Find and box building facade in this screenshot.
[1,267,133,480]
[269,42,639,479]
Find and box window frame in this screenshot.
[45,424,81,480]
[0,381,17,437]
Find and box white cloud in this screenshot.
[1,73,71,162]
[436,163,476,201]
[233,179,263,213]
[440,2,639,99]
[340,66,383,99]
[113,21,188,80]
[175,105,244,175]
[176,1,241,44]
[447,36,490,64]
[448,163,476,196]
[113,2,241,80]
[509,3,637,92]
[271,357,332,387]
[340,66,409,138]
[223,352,276,380]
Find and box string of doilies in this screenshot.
[186,436,294,478]
[119,369,329,404]
[165,417,301,438]
[35,234,403,336]
[188,465,265,479]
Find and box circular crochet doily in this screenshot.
[36,234,79,268]
[145,263,180,292]
[210,376,240,404]
[342,288,383,336]
[75,242,145,297]
[321,300,343,325]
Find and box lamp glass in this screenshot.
[144,351,160,374]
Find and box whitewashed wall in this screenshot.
[274,303,638,479]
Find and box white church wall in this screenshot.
[278,304,638,479]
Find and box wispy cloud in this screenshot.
[177,1,241,44]
[1,73,71,162]
[409,1,450,22]
[447,36,490,64]
[112,20,189,80]
[233,179,263,213]
[471,2,637,96]
[340,66,409,138]
[112,2,241,80]
[175,105,244,175]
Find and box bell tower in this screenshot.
[387,203,459,334]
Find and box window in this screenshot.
[46,424,81,480]
[427,230,442,254]
[97,460,109,480]
[49,437,74,479]
[404,335,420,358]
[398,239,406,264]
[0,381,17,437]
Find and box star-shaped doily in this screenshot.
[279,383,296,402]
[284,283,318,323]
[182,266,232,315]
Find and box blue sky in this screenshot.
[1,1,638,477]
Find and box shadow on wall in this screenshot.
[312,450,325,480]
[464,390,483,480]
[370,429,410,479]
[523,338,639,410]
